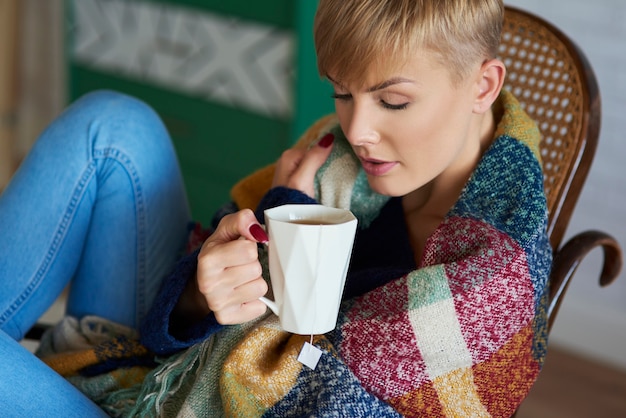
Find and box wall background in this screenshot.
[7,0,626,370]
[6,0,65,173]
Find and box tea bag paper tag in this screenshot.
[297,342,323,370]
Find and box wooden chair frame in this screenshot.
[500,6,622,333]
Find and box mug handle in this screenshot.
[259,297,279,316]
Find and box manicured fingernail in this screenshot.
[318,133,334,148]
[249,224,269,244]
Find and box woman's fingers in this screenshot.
[200,251,268,325]
[198,238,259,278]
[195,209,269,324]
[212,280,269,325]
[198,241,262,293]
[272,133,335,196]
[203,209,267,249]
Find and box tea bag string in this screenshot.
[310,223,324,345]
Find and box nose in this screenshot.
[342,103,380,147]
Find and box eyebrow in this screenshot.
[366,77,414,92]
[327,75,414,92]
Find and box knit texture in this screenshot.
[39,90,551,417]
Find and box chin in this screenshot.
[367,177,407,197]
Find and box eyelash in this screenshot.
[330,93,351,101]
[330,93,409,111]
[382,102,409,111]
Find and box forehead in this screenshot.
[328,48,452,89]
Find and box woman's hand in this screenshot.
[176,134,335,325]
[177,209,270,325]
[272,133,334,197]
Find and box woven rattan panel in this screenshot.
[499,10,584,217]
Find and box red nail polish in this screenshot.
[318,133,334,148]
[249,224,269,244]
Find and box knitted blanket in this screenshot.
[38,90,551,417]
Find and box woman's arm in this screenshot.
[140,248,217,356]
[140,209,268,356]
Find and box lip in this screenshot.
[359,157,398,176]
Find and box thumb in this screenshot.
[208,209,267,246]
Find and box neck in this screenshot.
[404,108,496,218]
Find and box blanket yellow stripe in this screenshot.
[43,349,100,377]
[434,368,491,418]
[494,89,542,163]
[221,323,314,413]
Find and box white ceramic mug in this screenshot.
[260,204,358,334]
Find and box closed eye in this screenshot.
[331,92,352,101]
[332,92,409,110]
[381,100,409,110]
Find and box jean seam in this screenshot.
[0,162,97,331]
[1,147,147,332]
[94,147,147,328]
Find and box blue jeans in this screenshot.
[0,91,191,415]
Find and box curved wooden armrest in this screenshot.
[547,230,623,330]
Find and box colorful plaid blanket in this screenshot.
[38,90,551,417]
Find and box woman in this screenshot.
[0,0,550,416]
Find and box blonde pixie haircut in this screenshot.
[314,0,504,86]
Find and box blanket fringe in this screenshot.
[130,336,214,417]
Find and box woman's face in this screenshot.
[330,50,484,197]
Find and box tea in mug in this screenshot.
[288,218,337,225]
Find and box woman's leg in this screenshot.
[0,90,191,339]
[0,90,191,414]
[0,330,109,416]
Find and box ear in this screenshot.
[473,58,506,114]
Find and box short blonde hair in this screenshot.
[314,0,504,86]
